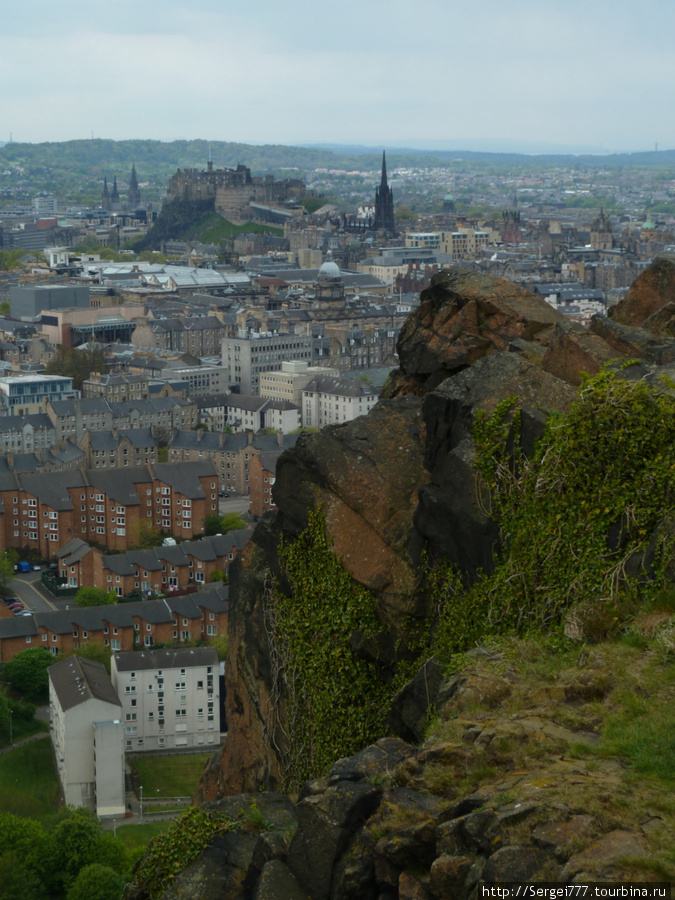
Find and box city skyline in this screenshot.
[1,0,674,153]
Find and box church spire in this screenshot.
[373,149,395,235]
[128,163,141,207]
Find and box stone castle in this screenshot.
[166,161,305,224]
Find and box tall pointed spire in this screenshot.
[102,176,110,211]
[373,149,395,234]
[128,163,141,207]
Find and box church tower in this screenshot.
[373,151,396,235]
[111,176,120,211]
[127,164,141,208]
[101,176,111,211]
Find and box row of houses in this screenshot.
[0,459,220,556]
[56,531,250,595]
[0,584,228,662]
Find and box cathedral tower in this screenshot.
[127,164,141,208]
[373,151,395,235]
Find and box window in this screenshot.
[175,709,187,718]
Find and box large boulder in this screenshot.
[611,257,675,327]
[385,269,564,397]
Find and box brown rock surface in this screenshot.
[385,269,563,397]
[541,321,621,386]
[612,257,675,327]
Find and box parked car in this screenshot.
[14,609,32,617]
[8,602,24,611]
[32,564,41,571]
[2,595,20,605]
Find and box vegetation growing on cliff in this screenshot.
[268,510,421,791]
[435,367,675,657]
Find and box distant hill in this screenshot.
[2,138,675,184]
[2,138,675,208]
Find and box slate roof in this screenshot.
[49,656,121,712]
[19,470,87,510]
[149,460,217,498]
[169,431,223,452]
[113,645,217,672]
[56,538,91,565]
[84,467,152,506]
[0,413,53,433]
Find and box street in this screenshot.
[8,571,59,613]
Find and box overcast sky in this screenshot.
[2,0,673,153]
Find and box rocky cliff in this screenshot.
[127,263,675,899]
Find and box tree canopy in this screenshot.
[74,587,117,608]
[2,648,56,703]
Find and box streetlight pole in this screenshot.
[9,709,12,746]
[139,785,143,823]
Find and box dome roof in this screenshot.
[318,260,341,279]
[317,251,341,280]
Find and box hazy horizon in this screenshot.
[2,1,673,155]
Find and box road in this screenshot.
[9,571,58,613]
[219,495,251,517]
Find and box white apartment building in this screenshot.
[48,656,126,817]
[111,647,220,753]
[259,360,339,407]
[302,375,379,429]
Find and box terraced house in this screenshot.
[0,460,219,555]
[0,586,228,662]
[56,531,249,594]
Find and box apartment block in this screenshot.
[48,656,125,816]
[111,647,220,752]
[302,376,379,429]
[222,333,314,394]
[0,460,219,556]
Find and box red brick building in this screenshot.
[0,461,219,557]
[0,585,228,662]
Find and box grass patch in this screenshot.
[0,717,48,749]
[115,820,172,852]
[0,737,60,820]
[599,694,675,781]
[186,211,283,243]
[129,753,211,797]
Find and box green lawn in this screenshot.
[115,820,172,850]
[130,753,211,798]
[0,737,60,820]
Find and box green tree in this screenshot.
[0,549,18,595]
[210,568,226,583]
[74,587,117,608]
[133,520,164,549]
[204,513,223,535]
[2,648,56,703]
[0,814,48,873]
[45,342,106,391]
[205,511,246,535]
[220,512,247,533]
[66,863,124,900]
[0,851,47,900]
[61,642,112,673]
[0,301,10,315]
[44,808,125,894]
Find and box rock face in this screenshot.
[384,269,563,397]
[197,262,675,819]
[128,650,651,899]
[611,256,675,327]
